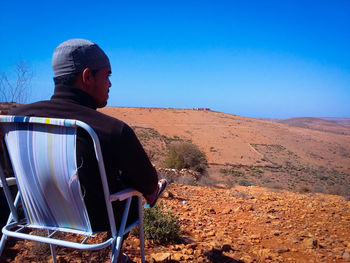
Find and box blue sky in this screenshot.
[1,0,349,118]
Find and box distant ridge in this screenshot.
[277,117,350,135]
[321,117,350,127]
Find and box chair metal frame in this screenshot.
[0,115,145,263]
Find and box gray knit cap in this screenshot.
[52,38,110,77]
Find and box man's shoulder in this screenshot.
[8,101,51,115]
[7,100,133,136]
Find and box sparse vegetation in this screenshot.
[296,185,312,194]
[250,167,264,177]
[230,190,250,199]
[175,174,197,186]
[132,206,182,244]
[197,175,219,187]
[238,179,253,187]
[219,168,245,177]
[164,142,208,173]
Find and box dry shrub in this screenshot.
[132,206,182,244]
[296,185,312,194]
[164,142,208,173]
[264,183,284,193]
[327,185,350,201]
[175,174,197,186]
[238,179,253,187]
[197,175,219,187]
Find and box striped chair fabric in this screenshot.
[0,115,91,233]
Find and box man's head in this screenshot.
[52,39,112,108]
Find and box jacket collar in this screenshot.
[50,83,98,110]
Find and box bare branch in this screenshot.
[0,60,33,103]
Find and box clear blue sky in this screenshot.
[1,0,349,118]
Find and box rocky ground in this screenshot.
[2,183,350,263]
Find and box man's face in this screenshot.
[91,67,112,108]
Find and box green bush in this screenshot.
[164,142,208,173]
[132,206,182,244]
[219,168,245,177]
[238,179,253,186]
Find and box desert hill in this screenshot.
[100,107,350,195]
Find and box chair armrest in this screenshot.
[0,177,16,187]
[110,188,143,202]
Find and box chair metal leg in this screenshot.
[110,239,117,263]
[0,216,12,256]
[138,197,145,263]
[0,232,8,256]
[48,230,57,263]
[0,191,20,257]
[111,197,132,263]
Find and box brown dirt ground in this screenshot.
[2,184,350,262]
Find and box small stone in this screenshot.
[197,256,206,263]
[209,208,216,214]
[274,230,282,236]
[171,253,184,261]
[181,248,194,255]
[275,248,290,253]
[220,244,231,252]
[233,206,241,213]
[183,255,194,260]
[194,234,203,242]
[186,243,197,249]
[343,251,350,261]
[206,231,216,237]
[150,252,171,262]
[163,191,173,198]
[222,208,232,214]
[303,238,319,249]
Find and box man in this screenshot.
[9,38,166,262]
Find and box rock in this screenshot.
[181,248,194,255]
[150,252,171,262]
[274,230,282,236]
[343,251,350,261]
[171,253,184,261]
[183,255,194,260]
[254,248,271,260]
[222,244,232,252]
[222,208,232,214]
[185,243,197,249]
[303,238,319,249]
[246,204,255,211]
[194,234,204,242]
[240,255,254,263]
[163,191,173,198]
[250,234,260,240]
[206,231,216,237]
[233,206,241,213]
[197,256,206,263]
[275,248,290,253]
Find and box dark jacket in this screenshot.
[9,83,158,231]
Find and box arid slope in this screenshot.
[100,107,350,174]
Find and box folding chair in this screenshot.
[0,115,145,263]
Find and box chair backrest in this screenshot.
[0,116,107,234]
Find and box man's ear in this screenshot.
[82,68,94,87]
